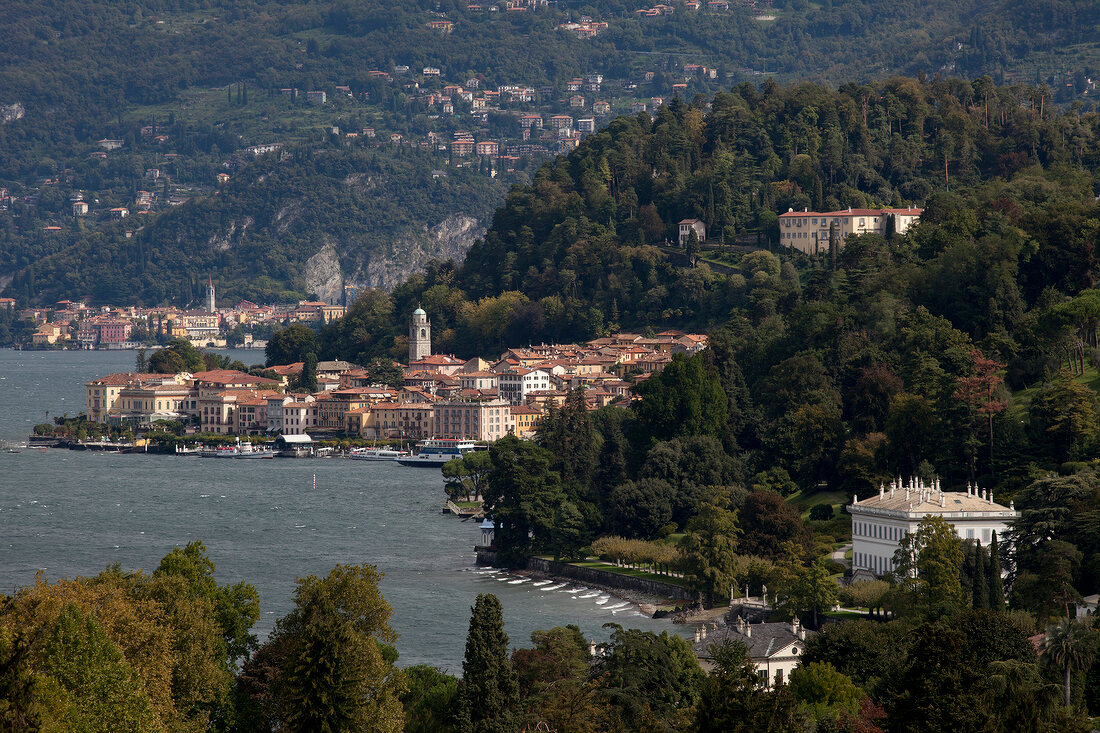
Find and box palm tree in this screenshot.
[1040,618,1095,709]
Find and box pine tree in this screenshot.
[456,594,517,733]
[989,531,1005,610]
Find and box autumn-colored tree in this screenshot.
[953,348,1006,478]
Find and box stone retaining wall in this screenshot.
[527,558,695,601]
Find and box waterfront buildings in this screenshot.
[82,307,708,441]
[848,477,1017,578]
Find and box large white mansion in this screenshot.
[849,478,1018,577]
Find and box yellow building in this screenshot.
[86,373,187,424]
[779,207,922,254]
[509,404,543,439]
[351,402,434,440]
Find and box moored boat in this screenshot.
[395,438,481,467]
[349,447,411,461]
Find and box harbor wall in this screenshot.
[475,547,694,601]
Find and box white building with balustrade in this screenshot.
[849,478,1017,578]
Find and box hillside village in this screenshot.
[83,307,707,442]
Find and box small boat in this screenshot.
[348,447,410,461]
[395,438,481,467]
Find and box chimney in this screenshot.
[590,640,598,656]
[790,618,798,635]
[701,625,707,640]
[798,626,806,640]
[989,490,994,505]
[1010,501,1015,511]
[879,483,885,498]
[940,493,945,507]
[745,624,751,638]
[848,206,852,212]
[694,629,701,643]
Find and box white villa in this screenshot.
[849,478,1018,578]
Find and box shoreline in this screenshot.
[506,566,685,619]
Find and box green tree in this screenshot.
[632,353,729,446]
[153,540,260,669]
[400,665,458,733]
[678,490,741,605]
[1029,373,1100,462]
[149,338,206,374]
[484,436,566,567]
[892,515,965,613]
[456,594,517,733]
[1040,618,1096,709]
[265,325,320,367]
[364,360,404,390]
[276,564,404,733]
[788,661,862,723]
[443,451,492,503]
[887,622,993,733]
[36,604,161,733]
[299,352,318,393]
[511,626,600,732]
[606,479,673,540]
[789,558,839,628]
[598,624,704,728]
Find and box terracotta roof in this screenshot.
[87,372,165,387]
[193,370,278,385]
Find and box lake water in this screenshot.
[0,348,678,670]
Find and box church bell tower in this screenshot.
[409,307,431,362]
[206,276,216,313]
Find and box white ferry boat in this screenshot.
[348,447,410,461]
[235,443,276,459]
[394,438,481,467]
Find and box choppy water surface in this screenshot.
[0,349,677,669]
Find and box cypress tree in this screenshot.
[301,352,318,393]
[971,540,989,609]
[989,531,1005,609]
[456,594,517,733]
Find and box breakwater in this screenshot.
[476,548,695,602]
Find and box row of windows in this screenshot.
[855,551,895,573]
[854,521,907,541]
[784,216,877,227]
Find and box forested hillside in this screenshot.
[318,77,1100,358]
[299,76,1100,522]
[2,147,507,305]
[2,0,1099,306]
